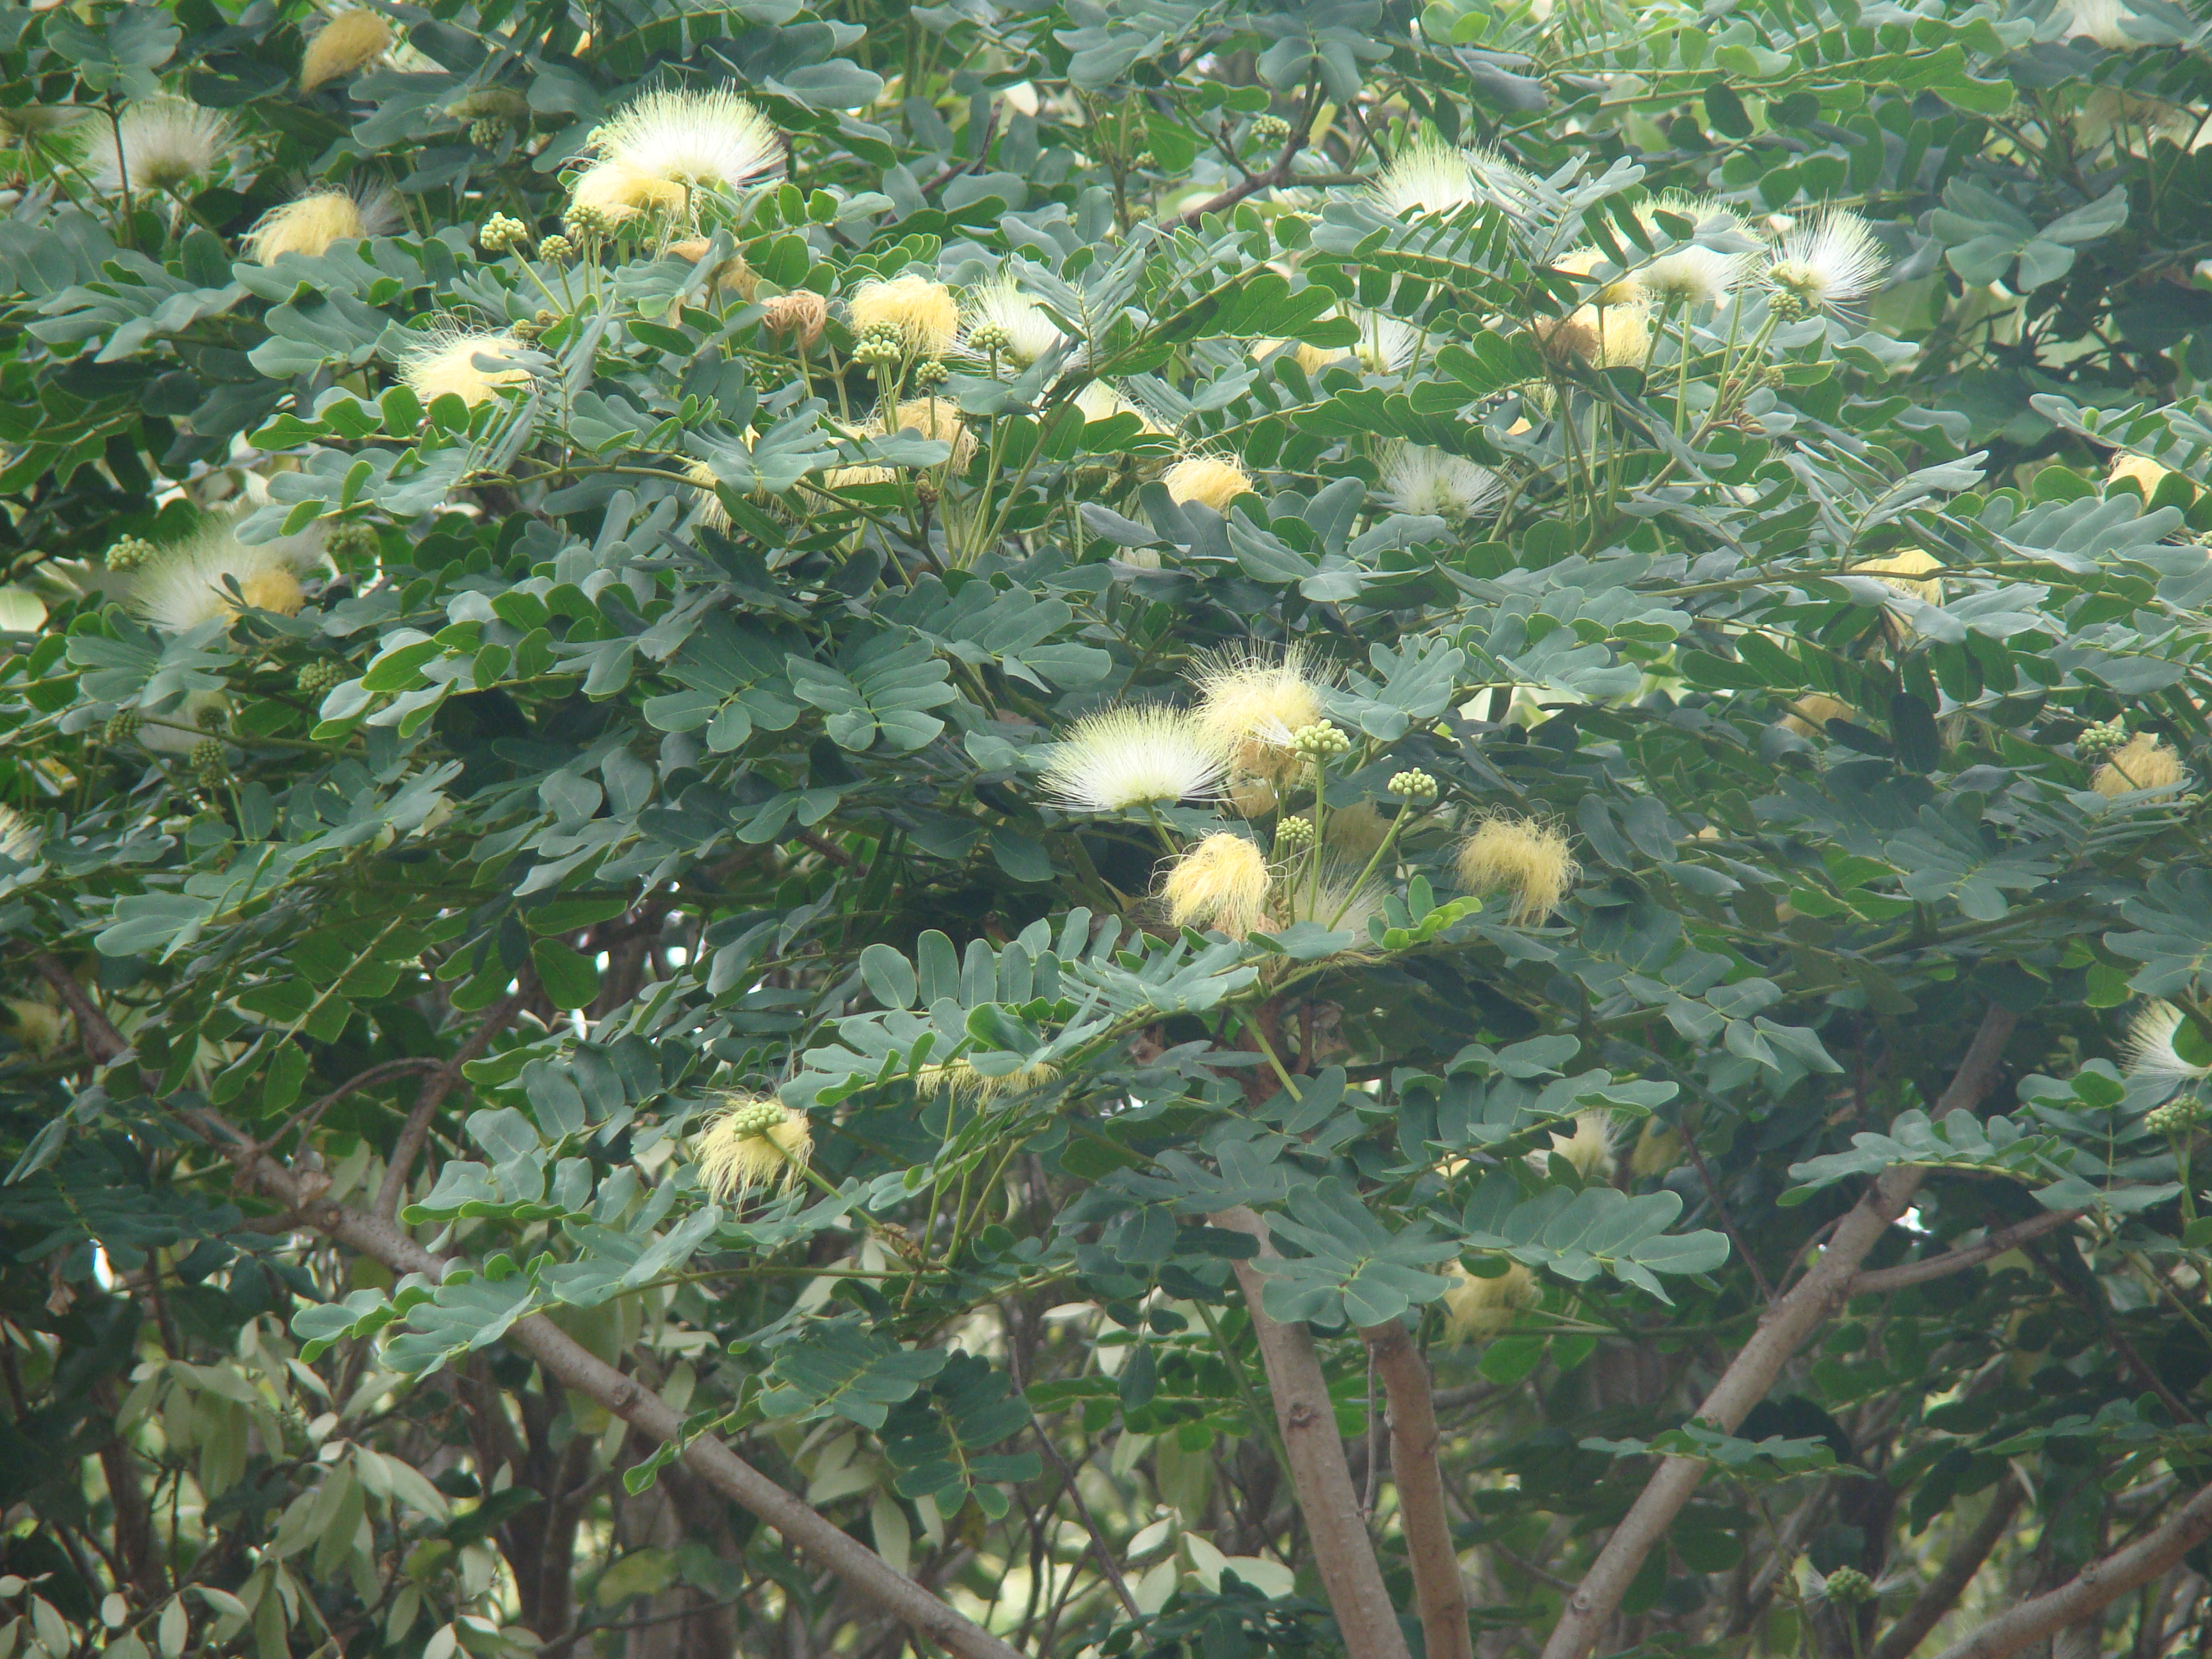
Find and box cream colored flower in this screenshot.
[1164,455,1256,511]
[960,278,1068,366]
[2063,0,2142,48]
[694,1095,812,1199]
[2108,453,2192,499]
[1074,380,1168,433]
[1455,815,1578,924]
[886,396,977,468]
[1188,644,1333,785]
[1378,443,1502,521]
[401,327,531,408]
[1160,833,1272,938]
[1441,1261,1538,1343]
[914,1059,1060,1100]
[2122,1002,2211,1084]
[850,273,961,358]
[1765,209,1887,313]
[1530,1111,1618,1180]
[1636,193,1757,308]
[1856,547,1943,604]
[1039,706,1228,813]
[2093,732,2186,796]
[3,998,69,1061]
[301,10,393,90]
[242,186,397,262]
[92,97,234,192]
[1349,309,1423,373]
[570,161,688,223]
[1630,1118,1683,1179]
[1781,693,1857,739]
[584,86,783,200]
[130,518,317,633]
[1324,800,1390,862]
[1370,139,1533,220]
[1556,246,1646,310]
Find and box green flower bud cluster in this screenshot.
[1390,769,1438,802]
[911,360,950,389]
[2076,717,2129,760]
[478,212,529,253]
[966,321,1011,355]
[195,703,227,733]
[563,200,614,238]
[324,521,380,563]
[1249,115,1292,145]
[1292,723,1352,762]
[469,118,507,150]
[1273,817,1315,849]
[538,233,575,263]
[105,535,156,572]
[723,1098,787,1138]
[298,661,344,698]
[2145,1097,2202,1135]
[102,709,140,744]
[853,323,906,365]
[1822,1567,1873,1607]
[189,736,228,786]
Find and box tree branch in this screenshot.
[1537,1006,2018,1659]
[1926,1480,2212,1659]
[1172,82,1322,230]
[1869,1475,2023,1659]
[1361,1322,1471,1659]
[154,1099,1030,1659]
[1851,1210,2084,1295]
[1211,1206,1412,1659]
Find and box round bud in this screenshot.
[1390,769,1439,803]
[104,534,156,572]
[1273,817,1315,850]
[103,709,141,744]
[853,323,906,365]
[912,359,950,389]
[2146,1098,2203,1135]
[195,703,227,733]
[1250,115,1292,145]
[967,321,1011,355]
[1822,1567,1873,1607]
[298,661,344,698]
[538,233,575,263]
[728,1100,786,1137]
[478,211,528,253]
[563,200,614,238]
[189,737,227,783]
[1291,723,1352,761]
[469,118,505,150]
[2076,717,2128,760]
[324,521,380,562]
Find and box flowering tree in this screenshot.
[1,4,2211,1659]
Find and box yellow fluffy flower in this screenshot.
[1781,693,1857,739]
[887,396,977,469]
[402,328,531,408]
[1856,547,1942,604]
[570,161,688,223]
[3,998,69,1061]
[849,273,961,358]
[1160,833,1273,938]
[694,1096,812,1199]
[1555,246,1647,310]
[585,86,783,200]
[300,10,394,91]
[1530,1111,1618,1180]
[1630,1118,1684,1180]
[242,187,396,262]
[2108,454,2192,499]
[0,805,40,865]
[914,1059,1060,1100]
[1454,816,1578,924]
[1442,1261,1538,1343]
[2094,732,2186,796]
[1164,454,1255,511]
[1188,643,1332,784]
[130,517,316,633]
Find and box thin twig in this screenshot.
[373,975,532,1219]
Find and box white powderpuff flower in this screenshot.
[960,278,1070,367]
[1370,138,1534,219]
[1765,208,1888,313]
[1188,642,1333,785]
[694,1096,812,1199]
[1528,1111,1619,1180]
[570,161,688,223]
[2123,1002,2211,1085]
[585,86,783,198]
[2063,0,2142,48]
[241,185,398,262]
[130,517,319,633]
[140,691,230,754]
[1039,706,1228,813]
[0,805,40,866]
[402,326,532,408]
[1379,443,1502,521]
[1074,380,1168,433]
[1350,309,1423,373]
[92,97,235,193]
[1164,454,1256,511]
[1441,1261,1539,1343]
[1638,193,1758,308]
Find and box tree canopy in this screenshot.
[1,4,2210,1659]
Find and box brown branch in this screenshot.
[180,1105,1029,1659]
[374,976,531,1219]
[1361,1322,1471,1659]
[33,955,129,1064]
[1538,1006,2019,1659]
[1927,1480,2212,1659]
[1173,82,1323,230]
[1869,1475,2024,1659]
[1852,1210,2084,1295]
[1210,1206,1411,1659]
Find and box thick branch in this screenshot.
[1852,1210,2084,1295]
[1211,1206,1411,1659]
[1361,1322,1471,1659]
[1869,1476,2023,1659]
[1538,1006,2018,1659]
[1927,1481,2212,1659]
